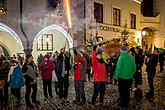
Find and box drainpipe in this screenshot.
[84,0,86,46]
[20,0,31,54]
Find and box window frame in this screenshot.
[130,13,136,29]
[94,2,103,23]
[37,34,53,51]
[113,8,121,26]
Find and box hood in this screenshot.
[44,54,50,60]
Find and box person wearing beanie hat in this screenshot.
[96,48,102,55]
[39,54,55,99]
[115,46,136,108]
[91,45,108,109]
[120,46,127,53]
[72,48,86,105]
[22,54,40,108]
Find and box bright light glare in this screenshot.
[66,0,72,28]
[133,0,141,4]
[142,31,146,36]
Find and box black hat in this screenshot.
[120,46,127,52]
[96,48,102,55]
[130,47,135,53]
[26,54,32,60]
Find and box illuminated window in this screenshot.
[37,34,53,51]
[94,2,103,23]
[130,13,136,29]
[113,8,120,26]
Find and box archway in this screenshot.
[141,27,155,51]
[32,24,73,61]
[0,23,24,58]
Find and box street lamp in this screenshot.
[142,30,146,36]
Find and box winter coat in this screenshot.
[115,51,136,80]
[9,65,24,88]
[22,61,38,84]
[39,55,55,80]
[0,62,10,81]
[92,50,108,82]
[74,55,86,81]
[57,52,71,79]
[146,54,158,73]
[134,53,143,71]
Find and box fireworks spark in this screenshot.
[66,0,72,28]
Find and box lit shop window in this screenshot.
[113,8,120,26]
[37,34,53,51]
[130,13,136,29]
[94,2,103,23]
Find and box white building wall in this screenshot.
[87,0,142,46]
[32,29,68,61]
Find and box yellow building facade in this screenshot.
[85,0,164,51]
[86,0,142,48]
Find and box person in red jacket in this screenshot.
[73,48,86,105]
[91,45,108,108]
[39,54,55,99]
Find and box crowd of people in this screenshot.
[0,44,164,109]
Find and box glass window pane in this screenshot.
[37,34,53,51]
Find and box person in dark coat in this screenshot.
[0,56,10,108]
[57,48,71,99]
[130,47,143,100]
[52,51,59,95]
[85,54,92,82]
[130,47,143,88]
[73,48,86,105]
[145,49,159,99]
[22,54,40,108]
[109,52,118,84]
[39,54,55,99]
[159,53,164,72]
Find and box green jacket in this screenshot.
[115,51,136,80]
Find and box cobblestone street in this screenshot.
[2,67,165,110]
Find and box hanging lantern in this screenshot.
[0,0,7,15]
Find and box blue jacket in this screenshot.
[10,65,24,88]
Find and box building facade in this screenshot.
[0,0,164,61]
[85,0,165,51]
[0,0,75,61]
[85,0,143,48]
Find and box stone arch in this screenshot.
[0,22,24,56]
[33,24,73,48]
[0,22,23,46]
[0,42,11,56]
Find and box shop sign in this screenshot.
[98,24,136,35]
[99,25,122,32]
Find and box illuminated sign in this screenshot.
[99,25,122,32]
[98,24,135,35]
